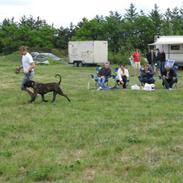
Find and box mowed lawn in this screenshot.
[0,53,183,183]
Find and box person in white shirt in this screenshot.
[116,64,129,88]
[16,46,35,95]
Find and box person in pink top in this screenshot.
[132,48,141,75]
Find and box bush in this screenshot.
[140,56,147,66]
[108,51,131,65]
[51,48,67,58]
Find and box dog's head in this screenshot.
[24,80,35,88]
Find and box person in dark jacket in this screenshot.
[97,62,111,90]
[155,48,161,73]
[139,63,155,85]
[162,65,177,90]
[159,49,166,75]
[146,49,156,71]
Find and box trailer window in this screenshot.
[171,45,180,50]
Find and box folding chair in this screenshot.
[88,66,109,89]
[162,60,178,89]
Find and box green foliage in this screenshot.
[0,18,18,53]
[0,16,56,54]
[72,4,183,56]
[1,4,183,57]
[124,3,138,21]
[72,16,105,41]
[149,4,162,36]
[109,51,130,65]
[54,23,75,49]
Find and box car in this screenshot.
[31,52,61,61]
[40,53,61,61]
[31,52,39,59]
[31,52,49,65]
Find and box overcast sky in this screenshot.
[0,0,183,28]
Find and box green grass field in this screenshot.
[0,53,183,183]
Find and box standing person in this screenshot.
[132,48,141,75]
[97,62,111,90]
[159,49,166,76]
[116,64,129,88]
[146,48,156,72]
[16,46,35,96]
[155,48,161,74]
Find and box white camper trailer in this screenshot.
[149,36,183,66]
[68,41,108,66]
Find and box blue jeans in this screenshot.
[97,77,109,89]
[21,71,34,90]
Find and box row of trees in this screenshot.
[1,4,183,60]
[0,16,56,54]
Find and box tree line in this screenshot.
[1,3,183,62]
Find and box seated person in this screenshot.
[138,63,155,85]
[116,64,129,88]
[97,62,111,90]
[162,65,177,90]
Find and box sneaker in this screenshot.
[97,87,103,91]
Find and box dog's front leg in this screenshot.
[28,93,37,103]
[41,94,48,102]
[51,92,57,102]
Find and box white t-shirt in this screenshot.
[117,68,129,81]
[22,52,34,73]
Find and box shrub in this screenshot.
[109,51,131,65]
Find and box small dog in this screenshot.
[24,74,71,103]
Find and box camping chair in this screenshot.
[88,66,109,89]
[138,65,155,86]
[162,60,178,88]
[171,62,178,88]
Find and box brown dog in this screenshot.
[24,74,71,103]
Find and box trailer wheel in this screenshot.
[78,62,83,67]
[73,61,78,67]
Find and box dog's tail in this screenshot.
[55,74,62,85]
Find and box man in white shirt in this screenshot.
[16,46,35,95]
